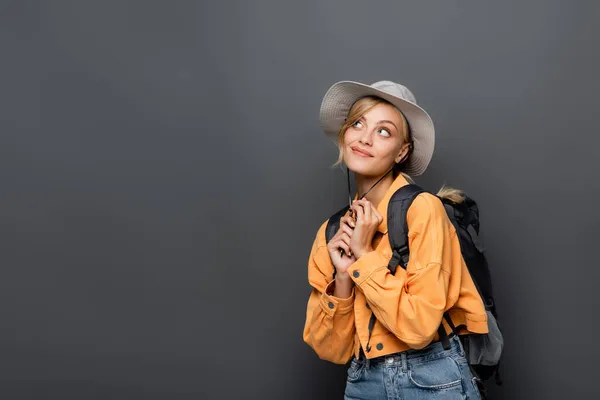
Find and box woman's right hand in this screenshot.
[327,213,357,277]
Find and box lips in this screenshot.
[351,147,373,157]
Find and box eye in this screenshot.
[352,120,363,128]
[378,128,391,137]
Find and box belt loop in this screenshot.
[456,335,465,357]
[401,353,408,372]
[360,346,370,369]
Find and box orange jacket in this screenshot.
[303,173,489,364]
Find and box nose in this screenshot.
[359,128,373,146]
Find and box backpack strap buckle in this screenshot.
[387,245,408,275]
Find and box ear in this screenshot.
[395,143,411,164]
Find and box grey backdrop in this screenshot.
[1,1,599,399]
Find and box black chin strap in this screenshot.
[346,163,396,210]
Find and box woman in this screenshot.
[302,80,489,399]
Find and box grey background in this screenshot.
[1,1,599,399]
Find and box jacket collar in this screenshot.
[352,173,410,235]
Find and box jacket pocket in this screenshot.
[408,355,463,391]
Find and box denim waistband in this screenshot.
[356,334,464,368]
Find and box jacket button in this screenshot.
[376,343,384,351]
[352,270,360,278]
[328,302,334,309]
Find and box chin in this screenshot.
[346,158,379,176]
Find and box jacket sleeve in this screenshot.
[346,193,459,350]
[302,221,356,364]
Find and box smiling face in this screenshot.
[339,98,411,178]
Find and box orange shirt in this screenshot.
[302,173,489,364]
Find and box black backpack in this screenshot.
[325,183,504,388]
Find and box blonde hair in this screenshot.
[329,95,466,204]
[436,185,466,204]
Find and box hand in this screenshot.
[349,198,383,259]
[327,213,357,277]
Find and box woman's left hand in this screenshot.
[349,198,383,259]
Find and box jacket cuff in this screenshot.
[347,250,391,286]
[465,312,489,333]
[320,279,355,316]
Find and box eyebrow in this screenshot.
[358,116,398,131]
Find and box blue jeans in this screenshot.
[344,335,482,399]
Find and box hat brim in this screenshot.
[319,80,435,176]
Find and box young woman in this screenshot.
[303,80,489,399]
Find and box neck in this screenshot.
[355,171,395,208]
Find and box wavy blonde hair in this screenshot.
[330,96,465,204]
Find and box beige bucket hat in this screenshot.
[319,80,435,176]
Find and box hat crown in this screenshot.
[371,80,417,105]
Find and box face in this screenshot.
[343,102,410,177]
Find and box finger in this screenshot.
[334,223,353,241]
[331,231,351,248]
[362,200,372,222]
[349,201,358,218]
[333,238,352,255]
[353,201,365,222]
[370,201,379,224]
[339,231,352,246]
[345,208,354,220]
[341,215,356,228]
[337,233,354,256]
[372,205,383,224]
[340,224,354,238]
[333,233,351,256]
[340,218,356,229]
[357,199,370,216]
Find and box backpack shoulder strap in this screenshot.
[386,184,426,274]
[387,184,463,351]
[325,204,351,244]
